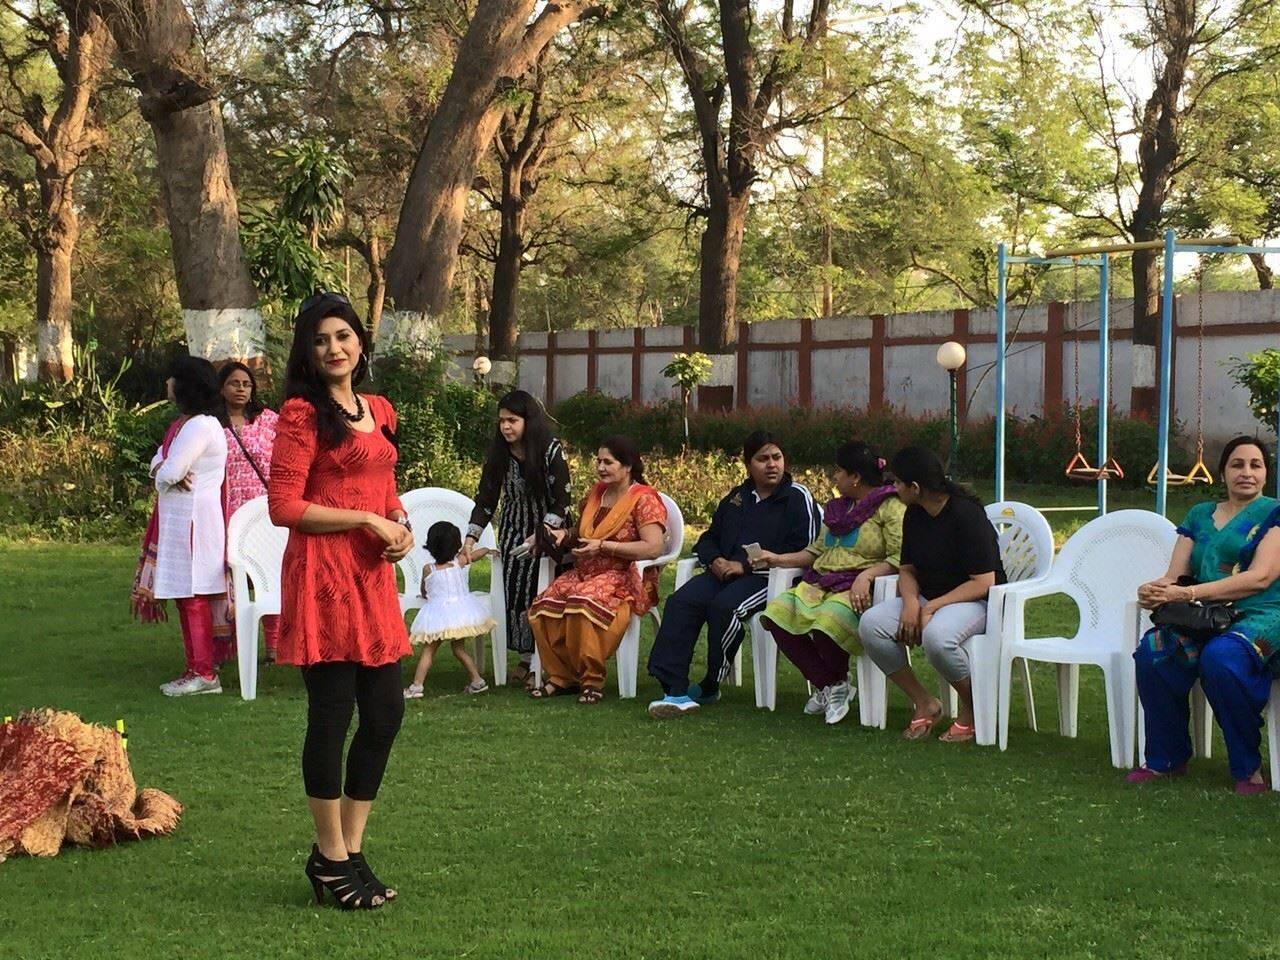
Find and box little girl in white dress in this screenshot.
[404,521,498,699]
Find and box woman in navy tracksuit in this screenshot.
[647,431,820,717]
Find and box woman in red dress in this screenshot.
[268,292,414,911]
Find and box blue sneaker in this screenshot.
[686,682,721,705]
[648,695,700,718]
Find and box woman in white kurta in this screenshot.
[150,356,229,697]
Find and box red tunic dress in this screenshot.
[268,395,411,667]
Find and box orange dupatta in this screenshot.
[579,482,659,541]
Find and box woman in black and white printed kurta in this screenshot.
[462,391,572,686]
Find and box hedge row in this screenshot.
[553,391,1188,488]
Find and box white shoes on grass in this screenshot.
[804,681,853,725]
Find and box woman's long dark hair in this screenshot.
[283,295,371,448]
[890,446,982,505]
[481,390,556,501]
[600,434,645,485]
[835,440,886,487]
[217,360,266,427]
[168,355,222,417]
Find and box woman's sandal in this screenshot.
[938,721,975,743]
[903,704,943,741]
[304,845,384,910]
[529,680,579,700]
[511,661,532,688]
[348,850,396,901]
[577,687,604,705]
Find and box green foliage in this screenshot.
[1228,349,1280,435]
[275,137,352,243]
[554,391,1176,489]
[240,203,344,304]
[661,352,712,393]
[0,345,171,540]
[375,349,497,494]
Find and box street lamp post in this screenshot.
[472,355,492,388]
[936,341,967,474]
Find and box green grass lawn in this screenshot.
[1,538,1276,960]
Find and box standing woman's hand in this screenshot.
[368,514,414,562]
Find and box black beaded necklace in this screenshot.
[328,391,365,424]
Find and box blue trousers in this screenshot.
[1134,632,1271,780]
[647,572,768,696]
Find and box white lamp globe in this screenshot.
[936,341,966,372]
[473,356,492,376]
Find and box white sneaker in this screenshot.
[162,674,221,697]
[404,683,425,700]
[803,686,829,716]
[825,681,854,725]
[463,678,489,695]
[648,695,700,718]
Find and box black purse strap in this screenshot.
[229,424,269,491]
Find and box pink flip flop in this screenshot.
[938,721,975,743]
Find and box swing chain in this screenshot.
[1195,255,1206,463]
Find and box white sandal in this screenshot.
[403,683,425,700]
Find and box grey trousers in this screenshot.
[857,595,988,684]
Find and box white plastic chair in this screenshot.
[613,493,686,697]
[999,509,1178,768]
[226,496,289,701]
[397,487,503,681]
[859,501,1054,743]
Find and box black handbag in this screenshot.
[1151,577,1239,639]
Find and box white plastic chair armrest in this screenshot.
[872,574,900,603]
[767,566,806,600]
[1000,576,1071,647]
[674,557,699,590]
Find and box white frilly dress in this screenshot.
[409,562,497,644]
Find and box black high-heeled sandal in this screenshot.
[304,845,384,910]
[348,850,397,901]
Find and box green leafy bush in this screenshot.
[375,350,496,495]
[1228,349,1280,435]
[554,391,1179,488]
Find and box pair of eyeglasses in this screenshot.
[299,291,352,313]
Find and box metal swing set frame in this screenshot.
[994,229,1280,518]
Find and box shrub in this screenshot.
[1228,348,1280,436]
[562,450,834,527]
[554,391,1181,489]
[376,350,496,495]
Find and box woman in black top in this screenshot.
[462,390,572,687]
[857,446,1005,742]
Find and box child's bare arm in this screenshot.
[419,570,430,599]
[469,546,491,561]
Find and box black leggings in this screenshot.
[301,661,405,801]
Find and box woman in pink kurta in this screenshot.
[219,361,283,660]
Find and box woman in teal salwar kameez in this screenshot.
[1131,437,1280,794]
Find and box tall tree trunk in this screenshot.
[35,224,76,382]
[1249,251,1274,289]
[382,0,591,355]
[1128,0,1192,421]
[87,0,264,371]
[487,165,526,360]
[1129,243,1163,419]
[1,2,113,382]
[698,190,750,352]
[365,233,386,339]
